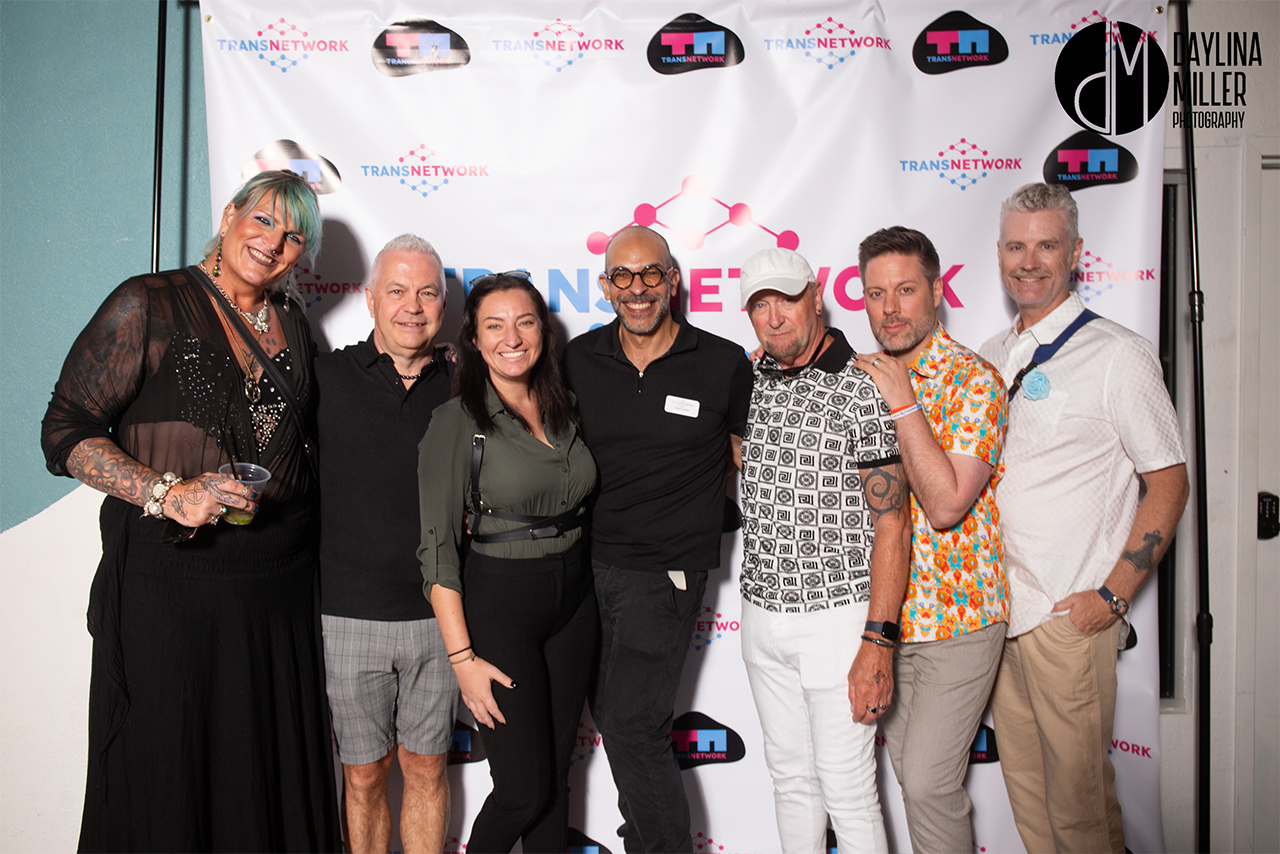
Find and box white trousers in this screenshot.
[741,599,888,854]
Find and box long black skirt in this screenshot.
[78,497,340,853]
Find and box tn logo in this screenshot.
[926,29,988,55]
[385,32,450,58]
[661,31,725,55]
[1057,148,1118,173]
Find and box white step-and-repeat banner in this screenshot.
[201,2,1170,851]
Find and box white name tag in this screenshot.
[664,395,700,418]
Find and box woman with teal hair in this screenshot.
[42,170,340,851]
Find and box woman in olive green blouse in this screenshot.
[417,272,597,853]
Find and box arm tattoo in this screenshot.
[64,437,157,507]
[1122,530,1164,574]
[862,464,906,523]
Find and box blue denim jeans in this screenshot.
[590,561,708,853]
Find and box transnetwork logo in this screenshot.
[446,719,487,764]
[290,265,365,310]
[491,19,624,71]
[670,711,745,768]
[1070,249,1156,303]
[912,11,1009,74]
[691,604,740,651]
[241,140,341,195]
[648,13,745,75]
[761,17,891,70]
[372,18,471,77]
[359,143,490,201]
[214,16,349,72]
[1043,130,1138,190]
[900,137,1023,191]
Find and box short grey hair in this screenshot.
[999,183,1079,247]
[369,233,445,288]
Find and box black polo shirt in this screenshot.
[316,337,452,620]
[563,312,753,573]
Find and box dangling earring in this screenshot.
[213,241,222,277]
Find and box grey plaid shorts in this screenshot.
[321,615,459,766]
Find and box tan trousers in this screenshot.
[881,622,1006,854]
[990,615,1125,853]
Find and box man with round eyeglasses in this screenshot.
[562,226,752,853]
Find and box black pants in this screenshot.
[590,562,708,853]
[463,542,598,854]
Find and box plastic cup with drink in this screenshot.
[218,462,271,525]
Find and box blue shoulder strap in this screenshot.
[1007,309,1099,400]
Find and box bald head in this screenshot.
[604,226,675,272]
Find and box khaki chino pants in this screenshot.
[990,615,1125,854]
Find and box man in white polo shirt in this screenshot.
[978,183,1189,853]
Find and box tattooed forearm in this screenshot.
[64,437,160,507]
[1122,530,1164,574]
[862,463,907,523]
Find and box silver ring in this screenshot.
[872,358,883,367]
[878,705,889,711]
[218,504,228,516]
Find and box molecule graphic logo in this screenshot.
[533,18,584,70]
[587,175,798,255]
[371,18,471,77]
[212,18,350,72]
[1069,249,1157,302]
[803,18,856,68]
[241,139,342,195]
[1043,130,1138,191]
[691,605,740,652]
[692,831,743,854]
[899,138,1023,191]
[257,18,305,71]
[912,11,1009,74]
[359,143,491,201]
[398,145,448,199]
[1055,15,1168,135]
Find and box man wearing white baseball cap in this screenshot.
[737,246,910,854]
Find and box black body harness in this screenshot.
[465,433,587,544]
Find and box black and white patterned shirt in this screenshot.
[740,328,900,613]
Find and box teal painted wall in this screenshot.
[1,0,209,530]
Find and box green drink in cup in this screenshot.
[218,462,271,525]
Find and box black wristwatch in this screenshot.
[1097,584,1130,617]
[864,620,900,643]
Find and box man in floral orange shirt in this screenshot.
[853,227,1009,854]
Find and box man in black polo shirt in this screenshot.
[316,234,458,854]
[563,225,753,853]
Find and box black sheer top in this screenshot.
[41,267,317,504]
